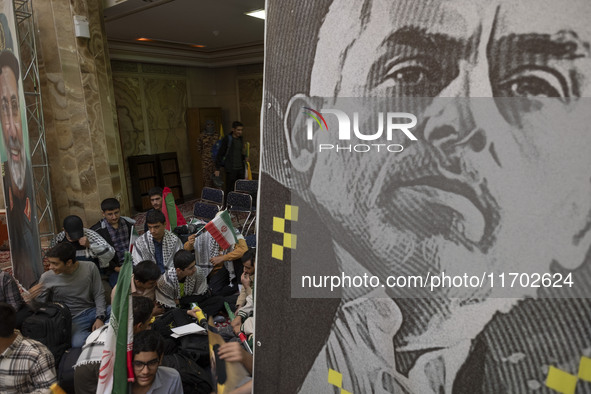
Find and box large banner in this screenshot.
[256,0,591,393]
[0,1,42,288]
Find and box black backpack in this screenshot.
[21,302,72,365]
[161,352,213,394]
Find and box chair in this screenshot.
[234,179,258,232]
[193,201,220,222]
[225,191,253,235]
[234,179,258,197]
[201,187,224,207]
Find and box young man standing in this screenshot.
[33,242,108,348]
[131,330,183,394]
[91,198,135,286]
[0,302,57,393]
[132,210,183,274]
[214,121,248,196]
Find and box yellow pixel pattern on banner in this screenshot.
[546,356,591,394]
[272,205,299,260]
[328,368,352,394]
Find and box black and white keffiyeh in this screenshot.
[131,230,183,269]
[156,266,208,308]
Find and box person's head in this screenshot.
[204,119,216,134]
[132,330,164,388]
[148,187,163,211]
[63,215,84,242]
[283,0,591,308]
[173,250,196,280]
[101,198,121,227]
[241,248,255,276]
[133,260,161,291]
[231,121,244,138]
[146,210,166,242]
[132,295,154,334]
[45,242,77,275]
[0,49,25,195]
[0,302,16,338]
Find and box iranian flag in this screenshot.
[97,252,134,394]
[205,210,238,250]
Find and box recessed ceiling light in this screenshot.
[135,37,206,48]
[246,9,265,20]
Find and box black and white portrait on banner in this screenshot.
[0,1,43,288]
[256,0,591,393]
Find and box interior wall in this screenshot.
[114,61,263,208]
[112,62,189,209]
[33,0,129,229]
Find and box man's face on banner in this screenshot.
[300,0,591,299]
[0,64,25,193]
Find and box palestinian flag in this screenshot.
[205,210,238,250]
[97,252,134,394]
[128,225,139,252]
[162,186,187,231]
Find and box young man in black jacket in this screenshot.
[214,121,248,197]
[90,198,135,287]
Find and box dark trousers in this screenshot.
[224,168,244,198]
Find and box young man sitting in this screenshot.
[156,250,224,317]
[74,295,154,394]
[112,260,163,316]
[132,210,183,274]
[32,242,109,348]
[131,330,183,394]
[91,198,136,287]
[143,187,186,233]
[0,303,57,393]
[232,249,255,337]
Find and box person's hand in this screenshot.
[152,304,164,317]
[210,255,225,266]
[114,266,121,272]
[24,283,43,302]
[231,316,242,335]
[92,318,104,331]
[187,233,197,245]
[218,342,247,363]
[214,170,220,177]
[186,308,202,320]
[240,272,250,288]
[78,236,90,248]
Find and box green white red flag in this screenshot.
[162,186,187,231]
[128,225,139,253]
[205,210,238,250]
[96,252,134,393]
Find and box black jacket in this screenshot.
[215,134,245,172]
[90,217,134,270]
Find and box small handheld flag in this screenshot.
[204,210,238,250]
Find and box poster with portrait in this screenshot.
[0,0,42,288]
[255,0,591,393]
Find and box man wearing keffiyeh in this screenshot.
[132,210,183,273]
[156,250,225,317]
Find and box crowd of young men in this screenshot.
[0,191,256,393]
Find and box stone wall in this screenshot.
[32,0,129,228]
